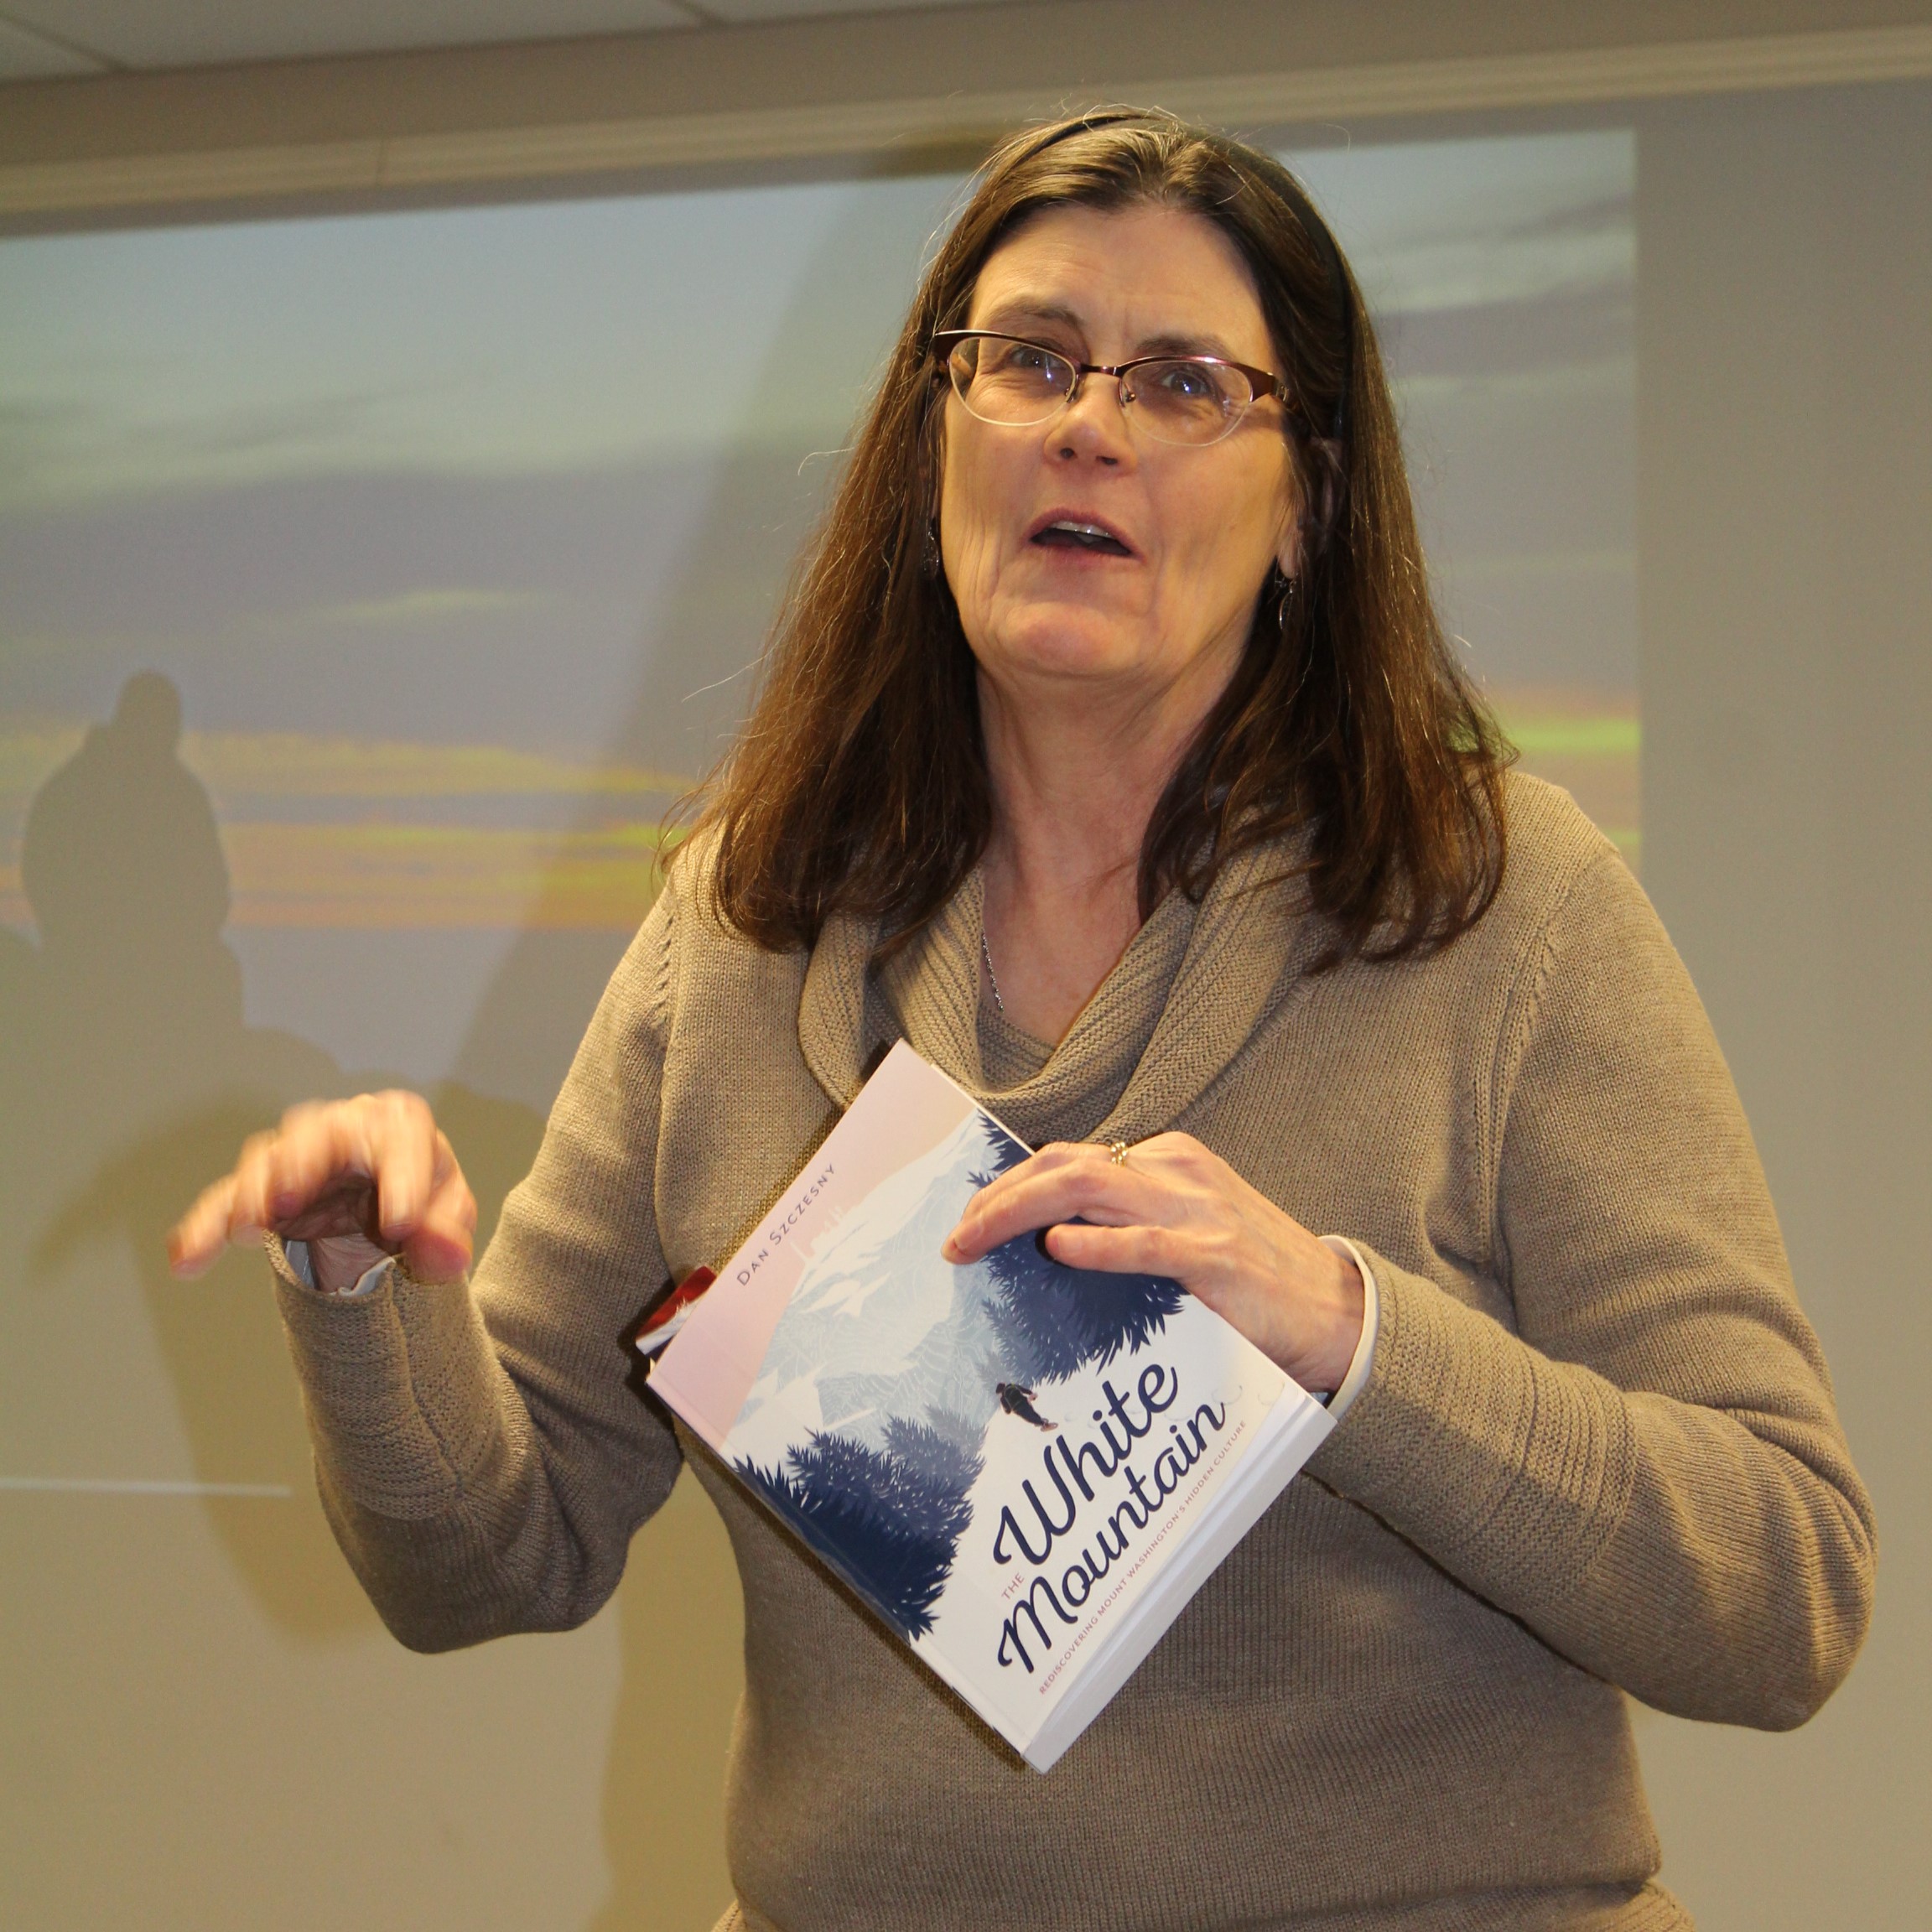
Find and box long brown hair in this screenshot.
[684,107,1509,966]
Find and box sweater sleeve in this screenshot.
[1311,849,1877,1729]
[270,890,686,1653]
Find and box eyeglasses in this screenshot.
[932,330,1293,447]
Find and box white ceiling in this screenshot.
[0,0,1013,80]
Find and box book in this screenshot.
[644,1041,1333,1772]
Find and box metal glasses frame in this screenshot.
[932,330,1296,441]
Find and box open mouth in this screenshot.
[1030,519,1135,557]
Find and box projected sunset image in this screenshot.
[1,131,1635,1090]
[0,724,684,929]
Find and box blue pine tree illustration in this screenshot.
[972,1123,1186,1382]
[983,1230,1186,1382]
[735,1415,983,1640]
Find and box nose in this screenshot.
[1046,373,1134,469]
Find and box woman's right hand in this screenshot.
[167,1091,477,1292]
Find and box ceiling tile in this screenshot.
[0,11,105,75]
[0,1,704,70]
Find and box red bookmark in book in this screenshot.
[634,1266,715,1358]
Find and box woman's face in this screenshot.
[938,202,1299,721]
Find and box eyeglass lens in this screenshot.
[946,336,1253,445]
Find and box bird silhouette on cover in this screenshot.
[996,1382,1057,1431]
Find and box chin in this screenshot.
[984,604,1149,682]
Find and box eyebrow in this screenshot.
[974,299,1246,365]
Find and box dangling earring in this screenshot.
[922,518,943,580]
[1270,564,1296,635]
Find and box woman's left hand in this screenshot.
[943,1134,1364,1393]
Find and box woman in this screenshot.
[169,112,1873,1930]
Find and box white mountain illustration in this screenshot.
[726,1111,1020,1468]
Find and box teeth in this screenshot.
[1051,522,1109,538]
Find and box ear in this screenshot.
[1273,478,1304,580]
[1271,433,1315,579]
[1304,435,1346,543]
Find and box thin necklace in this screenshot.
[979,927,1006,1017]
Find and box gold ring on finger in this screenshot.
[1107,1140,1131,1166]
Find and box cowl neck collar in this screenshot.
[797,839,1322,1150]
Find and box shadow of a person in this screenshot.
[22,672,246,1104]
[8,672,545,1640]
[6,672,369,1634]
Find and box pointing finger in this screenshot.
[167,1175,241,1279]
[224,1132,284,1247]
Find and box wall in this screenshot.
[1635,78,1931,1929]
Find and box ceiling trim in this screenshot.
[4,22,1930,221]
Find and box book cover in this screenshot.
[646,1041,1332,1770]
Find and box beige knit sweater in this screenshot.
[272,776,1874,1932]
